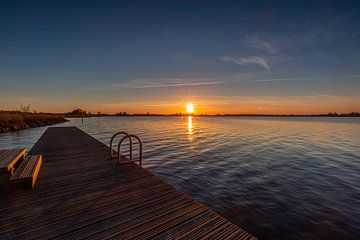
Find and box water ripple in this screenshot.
[0,116,359,239]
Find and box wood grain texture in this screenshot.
[0,127,256,239]
[10,155,42,189]
[0,148,26,172]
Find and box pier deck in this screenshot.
[0,127,256,239]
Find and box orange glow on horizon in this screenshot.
[1,94,358,115]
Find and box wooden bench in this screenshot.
[0,148,27,176]
[10,155,42,189]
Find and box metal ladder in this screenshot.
[109,132,143,166]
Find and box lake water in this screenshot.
[1,116,359,239]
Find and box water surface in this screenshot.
[1,116,359,239]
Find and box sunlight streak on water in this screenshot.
[0,116,359,239]
[187,116,193,144]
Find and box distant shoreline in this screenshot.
[1,110,359,134]
[0,111,68,134]
[69,113,360,117]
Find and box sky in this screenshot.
[1,0,360,114]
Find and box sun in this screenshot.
[186,103,194,114]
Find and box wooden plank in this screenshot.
[1,186,179,238]
[10,155,42,189]
[0,127,256,239]
[152,211,223,240]
[0,148,26,173]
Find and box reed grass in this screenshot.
[0,111,68,133]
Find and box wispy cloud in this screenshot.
[233,12,360,70]
[221,56,270,70]
[109,79,224,89]
[231,75,360,84]
[243,36,277,54]
[104,74,360,90]
[133,81,223,89]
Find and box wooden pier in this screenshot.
[0,127,256,239]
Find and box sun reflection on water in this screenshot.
[187,116,193,141]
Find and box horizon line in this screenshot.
[1,109,360,117]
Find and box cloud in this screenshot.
[244,36,277,54]
[105,74,360,91]
[221,56,270,70]
[231,75,360,84]
[134,81,223,88]
[109,79,223,89]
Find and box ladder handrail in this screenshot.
[109,132,130,158]
[129,134,143,166]
[117,134,143,166]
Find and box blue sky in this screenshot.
[1,0,360,114]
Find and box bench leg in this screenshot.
[31,157,42,189]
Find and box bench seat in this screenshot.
[0,148,26,176]
[10,155,42,189]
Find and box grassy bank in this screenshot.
[0,111,68,133]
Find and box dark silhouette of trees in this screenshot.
[69,109,88,115]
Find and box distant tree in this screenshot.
[20,104,31,113]
[349,112,360,116]
[115,111,129,116]
[70,109,87,115]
